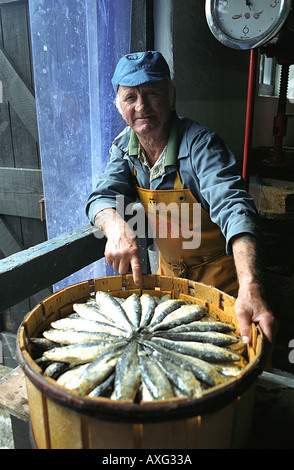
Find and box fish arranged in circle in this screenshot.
[30,291,247,402]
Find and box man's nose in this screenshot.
[135,94,149,111]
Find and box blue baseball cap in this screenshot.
[112,51,171,94]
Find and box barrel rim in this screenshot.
[16,275,267,424]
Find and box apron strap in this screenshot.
[174,171,183,191]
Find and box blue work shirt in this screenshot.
[86,115,262,256]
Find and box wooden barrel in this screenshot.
[17,274,265,449]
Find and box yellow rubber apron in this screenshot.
[137,171,238,296]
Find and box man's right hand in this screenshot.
[94,209,143,286]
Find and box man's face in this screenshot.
[117,80,174,140]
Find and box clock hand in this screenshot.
[245,0,252,10]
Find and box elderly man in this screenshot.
[86,51,275,344]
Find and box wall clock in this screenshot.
[205,0,293,50]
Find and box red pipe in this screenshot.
[242,48,259,191]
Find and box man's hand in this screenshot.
[94,209,143,286]
[232,234,277,344]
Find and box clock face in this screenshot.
[206,0,292,49]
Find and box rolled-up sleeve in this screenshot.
[85,142,138,225]
[190,130,263,255]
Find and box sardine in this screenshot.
[149,304,206,332]
[152,337,241,362]
[138,347,174,400]
[73,301,117,325]
[153,330,239,346]
[151,355,203,398]
[148,299,186,330]
[141,339,224,387]
[30,337,57,352]
[43,361,70,379]
[57,364,89,389]
[50,317,129,337]
[152,337,241,363]
[169,321,236,334]
[114,341,141,401]
[139,294,157,328]
[156,294,172,304]
[43,328,122,345]
[88,372,115,398]
[121,293,141,329]
[95,291,134,332]
[44,341,125,364]
[215,363,245,378]
[74,343,126,395]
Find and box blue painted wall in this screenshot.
[28,0,131,289]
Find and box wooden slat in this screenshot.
[0,167,43,219]
[0,46,38,141]
[0,225,106,312]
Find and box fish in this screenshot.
[141,340,224,387]
[43,340,126,364]
[88,372,115,398]
[153,330,239,346]
[147,299,186,330]
[138,347,174,400]
[73,300,117,325]
[152,337,241,363]
[156,294,172,304]
[169,321,236,334]
[215,363,245,378]
[34,290,248,402]
[57,364,90,389]
[50,317,129,338]
[139,293,157,328]
[30,337,57,352]
[121,293,142,329]
[43,361,70,379]
[148,304,206,332]
[95,291,134,332]
[43,328,122,345]
[114,341,141,401]
[151,355,203,398]
[74,343,126,396]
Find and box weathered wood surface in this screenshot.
[0,168,43,219]
[0,225,106,312]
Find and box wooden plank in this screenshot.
[0,216,24,257]
[0,225,106,312]
[1,1,33,86]
[0,46,38,141]
[0,366,29,421]
[0,0,23,5]
[0,167,43,219]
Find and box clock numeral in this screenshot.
[243,25,250,36]
[270,0,279,7]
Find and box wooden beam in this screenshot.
[0,167,43,219]
[0,46,38,141]
[0,225,106,312]
[0,0,23,5]
[0,216,24,257]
